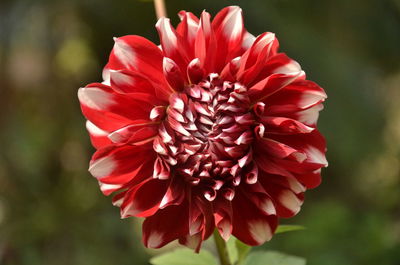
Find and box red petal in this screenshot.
[108,123,158,145]
[213,199,233,241]
[195,11,217,73]
[110,69,154,94]
[89,144,155,187]
[159,176,185,209]
[259,176,304,218]
[264,80,327,117]
[78,83,154,131]
[163,57,185,91]
[232,189,278,245]
[270,130,327,167]
[177,11,200,57]
[256,53,301,79]
[237,32,280,86]
[212,6,245,71]
[109,69,169,103]
[108,36,162,75]
[86,120,112,149]
[261,116,314,135]
[142,203,189,248]
[120,178,168,218]
[156,18,190,72]
[255,137,306,162]
[248,71,305,104]
[187,58,205,84]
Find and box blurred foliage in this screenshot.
[0,0,399,264]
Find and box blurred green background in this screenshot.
[1,0,399,264]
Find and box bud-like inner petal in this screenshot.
[153,74,257,200]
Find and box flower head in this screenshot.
[78,6,327,251]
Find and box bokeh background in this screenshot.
[1,0,400,264]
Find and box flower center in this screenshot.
[153,74,258,201]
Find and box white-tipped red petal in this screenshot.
[143,203,189,248]
[86,120,112,149]
[78,83,155,131]
[232,190,277,245]
[187,58,205,84]
[163,57,185,91]
[248,71,305,103]
[212,6,245,70]
[120,178,169,218]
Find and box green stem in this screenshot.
[213,230,231,265]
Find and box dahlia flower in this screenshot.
[78,6,327,251]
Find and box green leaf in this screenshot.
[150,248,218,265]
[225,236,251,265]
[226,236,239,264]
[275,225,305,234]
[243,251,306,265]
[235,239,251,265]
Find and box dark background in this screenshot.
[1,0,399,264]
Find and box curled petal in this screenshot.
[163,57,185,91]
[187,58,205,84]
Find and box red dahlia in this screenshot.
[78,6,327,251]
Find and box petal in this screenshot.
[248,71,305,104]
[86,120,112,149]
[78,83,155,131]
[259,177,304,218]
[108,123,158,145]
[237,32,280,85]
[159,176,186,209]
[212,6,245,70]
[187,58,205,84]
[163,57,185,91]
[177,11,200,57]
[108,36,162,73]
[107,36,172,100]
[89,144,155,187]
[143,202,189,248]
[258,53,302,77]
[255,137,307,162]
[260,116,315,134]
[295,169,322,189]
[232,189,278,245]
[195,11,217,72]
[110,69,171,103]
[156,17,190,71]
[179,233,203,253]
[264,80,327,118]
[120,178,169,218]
[270,130,327,167]
[213,199,233,241]
[241,31,256,50]
[240,182,277,216]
